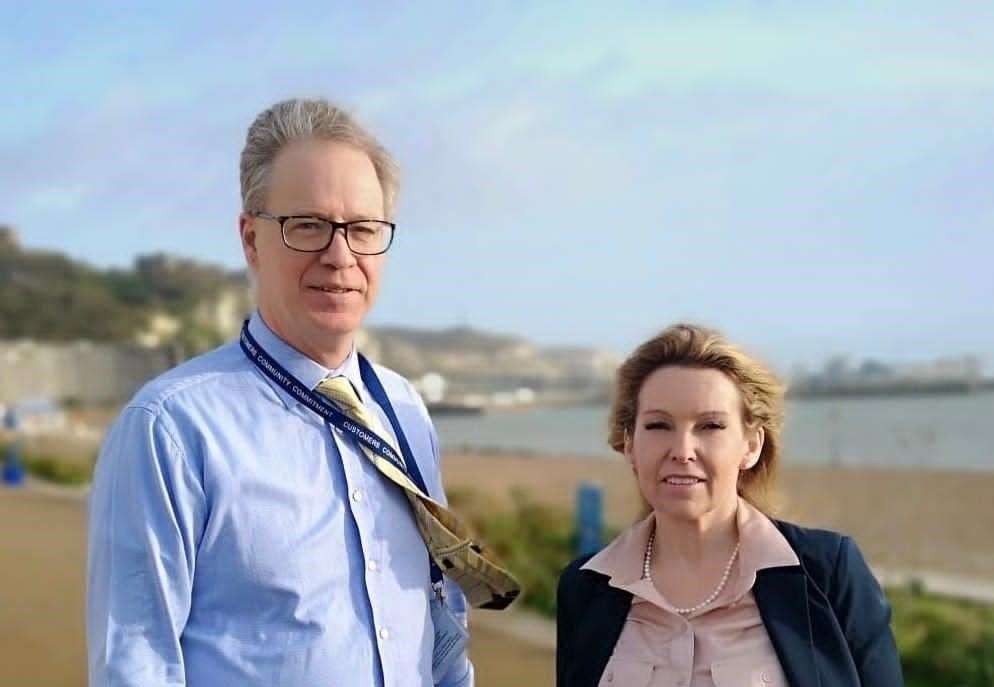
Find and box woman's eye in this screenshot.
[701,422,726,431]
[644,422,671,430]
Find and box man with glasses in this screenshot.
[87,98,477,686]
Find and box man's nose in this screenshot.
[319,228,356,268]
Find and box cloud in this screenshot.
[20,184,92,215]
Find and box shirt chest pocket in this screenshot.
[598,662,654,687]
[599,662,690,687]
[711,658,786,687]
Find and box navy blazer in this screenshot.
[556,520,904,687]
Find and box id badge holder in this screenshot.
[430,590,469,683]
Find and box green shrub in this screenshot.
[21,455,93,485]
[889,585,994,687]
[454,487,576,616]
[1,441,95,486]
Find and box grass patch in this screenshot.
[1,441,95,486]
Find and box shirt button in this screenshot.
[761,671,773,683]
[352,489,363,502]
[367,559,378,572]
[379,627,390,640]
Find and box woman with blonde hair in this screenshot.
[556,324,902,687]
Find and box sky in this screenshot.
[2,1,993,371]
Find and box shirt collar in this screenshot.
[736,498,800,573]
[247,311,364,407]
[728,498,799,600]
[581,513,653,587]
[580,497,799,591]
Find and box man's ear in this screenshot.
[741,426,765,471]
[239,213,260,270]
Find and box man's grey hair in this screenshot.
[240,98,400,218]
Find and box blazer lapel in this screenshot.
[572,577,633,687]
[754,567,821,687]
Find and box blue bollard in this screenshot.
[3,409,25,487]
[3,442,25,487]
[575,481,603,556]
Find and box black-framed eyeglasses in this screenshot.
[251,212,396,255]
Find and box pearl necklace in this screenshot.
[642,530,740,615]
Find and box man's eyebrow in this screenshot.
[637,409,730,417]
[282,210,330,218]
[285,210,381,221]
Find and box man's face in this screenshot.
[239,138,386,361]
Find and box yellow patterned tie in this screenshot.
[316,376,520,610]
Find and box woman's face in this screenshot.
[625,365,764,524]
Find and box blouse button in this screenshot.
[761,671,773,684]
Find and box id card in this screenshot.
[430,595,469,683]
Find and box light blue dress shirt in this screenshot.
[87,312,473,687]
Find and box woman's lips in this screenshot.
[661,476,706,486]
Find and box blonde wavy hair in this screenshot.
[608,324,785,514]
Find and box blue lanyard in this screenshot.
[239,321,444,588]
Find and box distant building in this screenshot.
[900,355,982,383]
[5,398,67,434]
[823,355,852,382]
[413,373,447,404]
[857,359,894,380]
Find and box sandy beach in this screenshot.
[443,451,994,580]
[1,453,992,686]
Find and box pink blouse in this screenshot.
[581,499,799,687]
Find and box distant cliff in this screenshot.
[0,226,252,352]
[362,325,618,397]
[0,227,617,401]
